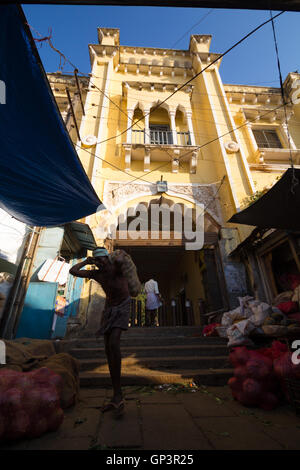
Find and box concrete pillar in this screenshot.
[169,110,178,145]
[127,109,134,144]
[186,111,196,146]
[144,109,150,144]
[246,122,259,154]
[144,146,150,171]
[281,121,297,150]
[124,145,131,170]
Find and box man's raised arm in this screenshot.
[69,257,97,279]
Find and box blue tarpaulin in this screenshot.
[0,5,102,226]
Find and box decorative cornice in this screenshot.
[242,106,293,122]
[121,81,193,94]
[119,45,190,57]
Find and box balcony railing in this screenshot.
[131,130,191,146]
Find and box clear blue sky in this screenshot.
[22,5,300,86]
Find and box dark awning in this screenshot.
[0,6,102,227]
[66,222,97,251]
[228,168,300,231]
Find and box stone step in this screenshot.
[75,326,206,337]
[54,336,227,353]
[79,368,233,387]
[78,355,231,372]
[69,344,228,359]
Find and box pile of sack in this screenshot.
[228,341,300,410]
[0,367,64,441]
[3,339,80,410]
[218,296,273,347]
[218,295,300,347]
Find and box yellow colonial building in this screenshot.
[47,28,300,327]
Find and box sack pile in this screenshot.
[109,249,141,297]
[0,367,64,441]
[221,297,273,347]
[228,341,291,410]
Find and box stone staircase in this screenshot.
[55,327,233,388]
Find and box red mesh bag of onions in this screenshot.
[0,367,64,441]
[228,346,284,410]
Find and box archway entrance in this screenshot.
[111,196,228,326]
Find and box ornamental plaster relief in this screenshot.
[93,181,223,241]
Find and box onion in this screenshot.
[38,386,60,417]
[246,357,272,380]
[234,366,248,382]
[47,408,64,432]
[270,341,288,359]
[28,416,48,439]
[228,376,243,391]
[0,369,21,377]
[30,367,53,384]
[12,374,34,391]
[22,387,43,415]
[233,347,250,365]
[243,378,262,400]
[5,410,30,440]
[0,370,21,392]
[3,388,23,415]
[229,351,240,368]
[48,373,63,392]
[274,352,294,379]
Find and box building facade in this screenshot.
[45,27,300,329]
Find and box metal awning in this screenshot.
[65,222,97,251]
[228,168,300,231]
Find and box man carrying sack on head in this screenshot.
[69,247,141,418]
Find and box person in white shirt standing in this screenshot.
[144,278,162,327]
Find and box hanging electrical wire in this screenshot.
[30,10,285,152]
[91,11,285,147]
[74,94,294,194]
[108,97,294,192]
[269,10,299,193]
[28,12,289,196]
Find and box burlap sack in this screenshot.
[109,250,141,297]
[3,338,56,371]
[37,353,80,409]
[1,339,80,409]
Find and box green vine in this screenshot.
[242,176,281,208]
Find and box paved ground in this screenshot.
[1,384,300,450]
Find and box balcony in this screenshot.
[131,129,191,146]
[123,129,198,173]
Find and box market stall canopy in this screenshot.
[228,168,300,230]
[0,5,102,226]
[64,222,97,253]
